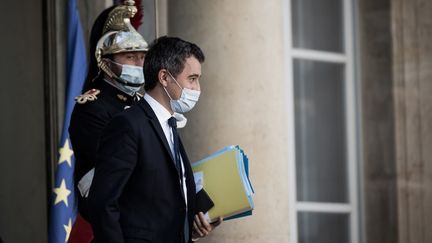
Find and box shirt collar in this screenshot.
[144,93,172,124]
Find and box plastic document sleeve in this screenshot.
[192,147,254,222]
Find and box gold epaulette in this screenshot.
[75,89,100,104]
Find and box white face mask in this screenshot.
[164,72,200,113]
[110,60,145,93]
[173,112,187,128]
[120,64,145,84]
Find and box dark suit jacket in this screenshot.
[88,98,196,243]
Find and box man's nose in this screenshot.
[195,81,201,91]
[136,59,144,66]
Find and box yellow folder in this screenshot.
[192,147,253,222]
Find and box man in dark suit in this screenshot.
[89,36,221,243]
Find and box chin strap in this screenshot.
[113,75,143,87]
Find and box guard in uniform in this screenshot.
[69,1,149,224]
[68,2,152,242]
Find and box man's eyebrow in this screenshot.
[188,74,200,78]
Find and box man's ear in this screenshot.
[158,69,169,87]
[102,58,111,67]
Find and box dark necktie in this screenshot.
[168,117,189,243]
[168,117,182,178]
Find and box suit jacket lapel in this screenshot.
[138,99,191,204]
[137,99,175,163]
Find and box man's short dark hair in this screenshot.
[144,36,205,91]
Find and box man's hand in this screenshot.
[191,212,223,240]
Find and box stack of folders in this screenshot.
[192,145,254,223]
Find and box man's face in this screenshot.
[166,56,201,100]
[112,51,146,66]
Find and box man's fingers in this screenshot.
[211,217,223,228]
[193,218,204,237]
[197,212,212,231]
[195,214,210,235]
[192,214,223,239]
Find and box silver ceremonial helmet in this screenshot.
[95,0,148,87]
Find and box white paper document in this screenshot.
[77,168,94,198]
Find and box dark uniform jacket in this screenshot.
[69,78,139,220]
[88,98,196,243]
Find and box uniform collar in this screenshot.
[96,79,137,106]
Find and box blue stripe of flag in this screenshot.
[49,0,87,242]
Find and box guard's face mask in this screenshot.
[108,59,145,93]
